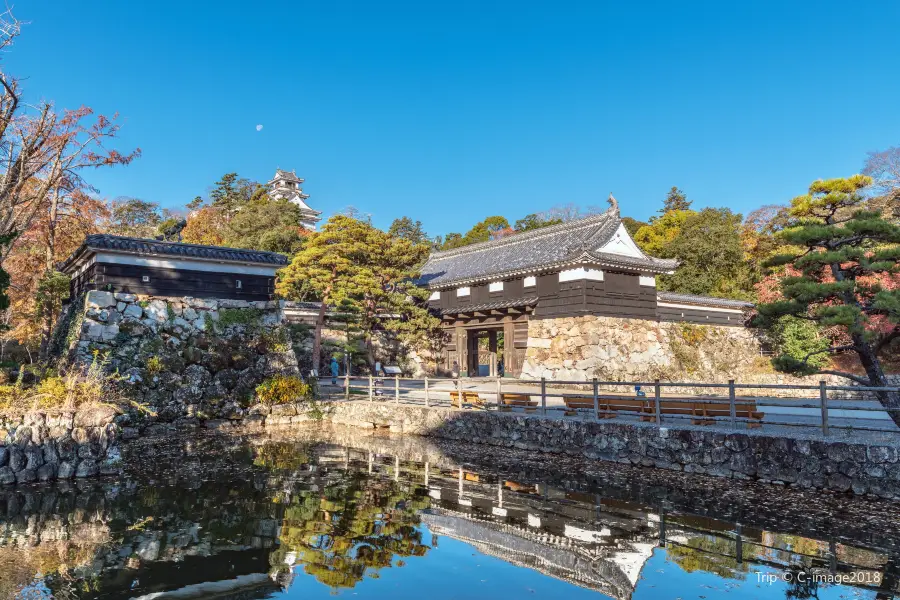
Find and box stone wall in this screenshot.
[0,405,121,485]
[521,315,833,390]
[236,401,900,499]
[56,291,300,424]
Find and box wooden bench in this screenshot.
[500,393,538,412]
[449,390,484,409]
[564,395,653,419]
[689,397,764,428]
[564,393,763,428]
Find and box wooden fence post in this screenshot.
[592,378,599,421]
[728,379,736,429]
[820,381,829,436]
[455,376,462,409]
[394,375,400,404]
[541,378,547,415]
[654,380,661,426]
[368,375,373,402]
[496,376,502,411]
[344,372,350,401]
[424,376,430,407]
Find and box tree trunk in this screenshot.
[853,331,900,428]
[37,191,59,362]
[364,332,376,372]
[311,300,327,379]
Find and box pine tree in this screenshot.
[754,175,900,425]
[278,216,440,373]
[662,186,692,213]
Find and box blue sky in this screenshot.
[11,1,900,235]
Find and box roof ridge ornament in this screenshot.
[607,193,619,215]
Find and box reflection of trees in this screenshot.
[668,535,749,580]
[270,471,432,589]
[253,442,310,472]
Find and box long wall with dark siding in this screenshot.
[430,271,746,327]
[75,263,275,301]
[657,305,745,326]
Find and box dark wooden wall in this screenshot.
[534,271,657,319]
[657,305,744,326]
[431,276,538,312]
[71,263,275,301]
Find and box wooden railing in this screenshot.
[313,374,900,438]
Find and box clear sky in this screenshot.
[10,1,900,235]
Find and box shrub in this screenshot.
[146,356,163,374]
[769,316,830,374]
[217,308,263,329]
[255,375,311,406]
[0,353,125,414]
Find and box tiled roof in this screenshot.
[60,234,288,272]
[419,207,677,288]
[271,169,304,183]
[440,296,538,316]
[656,292,753,309]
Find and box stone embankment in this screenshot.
[221,401,900,500]
[53,291,300,423]
[0,405,121,484]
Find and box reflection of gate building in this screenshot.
[418,197,747,377]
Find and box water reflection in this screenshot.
[2,431,899,599]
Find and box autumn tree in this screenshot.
[754,175,900,424]
[180,206,227,246]
[105,197,162,238]
[0,10,138,317]
[4,190,109,358]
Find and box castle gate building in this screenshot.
[418,197,751,378]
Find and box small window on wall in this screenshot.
[457,286,470,297]
[428,291,440,301]
[524,276,536,287]
[141,275,150,283]
[489,281,504,293]
[235,279,243,289]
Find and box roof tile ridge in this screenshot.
[428,208,617,261]
[89,234,286,258]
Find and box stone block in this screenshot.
[100,324,120,341]
[57,461,75,479]
[15,468,35,483]
[115,292,137,302]
[0,466,14,484]
[75,459,99,478]
[146,300,169,322]
[86,290,116,309]
[123,304,144,319]
[74,406,117,428]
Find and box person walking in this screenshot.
[330,356,340,385]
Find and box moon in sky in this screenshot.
[255,124,263,131]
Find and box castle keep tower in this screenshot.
[267,169,322,230]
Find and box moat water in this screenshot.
[3,429,900,599]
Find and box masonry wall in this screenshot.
[0,406,121,485]
[235,402,900,499]
[520,314,821,389]
[54,290,300,424]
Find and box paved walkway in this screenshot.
[320,377,900,444]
